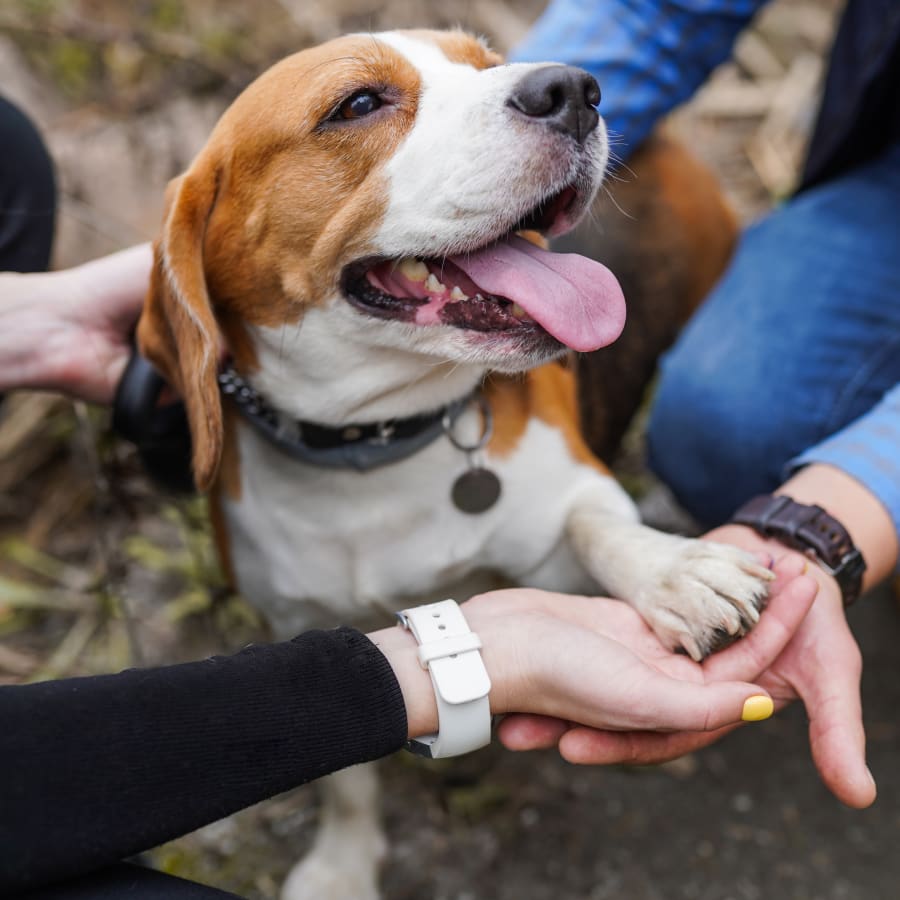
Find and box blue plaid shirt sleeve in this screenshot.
[510,0,769,160]
[788,383,900,569]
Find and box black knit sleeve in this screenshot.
[0,627,408,893]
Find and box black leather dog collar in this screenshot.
[113,352,474,489]
[217,366,472,472]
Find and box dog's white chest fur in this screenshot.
[224,405,605,636]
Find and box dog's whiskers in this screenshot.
[601,183,635,222]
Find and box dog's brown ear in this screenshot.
[137,160,223,492]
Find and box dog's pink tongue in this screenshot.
[449,235,626,351]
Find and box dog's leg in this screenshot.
[281,763,386,900]
[566,478,774,660]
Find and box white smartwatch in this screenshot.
[395,599,492,758]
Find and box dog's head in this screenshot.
[138,29,625,489]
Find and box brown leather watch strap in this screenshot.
[731,494,867,606]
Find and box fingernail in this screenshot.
[741,695,774,722]
[866,765,876,790]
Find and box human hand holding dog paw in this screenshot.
[497,546,877,810]
[369,585,791,746]
[516,466,896,810]
[493,559,816,751]
[567,464,895,810]
[554,546,873,810]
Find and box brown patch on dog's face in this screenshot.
[203,35,424,327]
[406,28,503,69]
[137,34,426,489]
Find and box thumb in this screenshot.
[793,635,875,808]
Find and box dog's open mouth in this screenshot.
[342,191,627,353]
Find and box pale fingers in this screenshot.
[702,562,816,682]
[793,614,875,808]
[500,554,816,764]
[556,722,735,766]
[498,712,735,761]
[500,668,769,749]
[616,669,772,733]
[496,714,570,751]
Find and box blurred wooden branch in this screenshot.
[746,53,823,197]
[0,643,38,678]
[0,394,63,461]
[26,611,99,682]
[0,575,96,612]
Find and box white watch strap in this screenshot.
[396,599,492,758]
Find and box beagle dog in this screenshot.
[138,29,771,900]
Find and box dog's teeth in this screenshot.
[425,273,445,293]
[399,258,428,282]
[450,286,468,301]
[511,303,527,318]
[473,293,485,302]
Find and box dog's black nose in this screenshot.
[508,66,600,144]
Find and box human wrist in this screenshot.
[369,603,522,743]
[367,625,439,739]
[777,465,897,589]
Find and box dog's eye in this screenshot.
[336,91,383,120]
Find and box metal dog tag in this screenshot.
[451,467,501,514]
[444,394,502,515]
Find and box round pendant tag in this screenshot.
[451,467,501,514]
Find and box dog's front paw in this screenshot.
[638,539,775,661]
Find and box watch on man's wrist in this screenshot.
[730,494,867,606]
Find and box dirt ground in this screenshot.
[3,1,899,898]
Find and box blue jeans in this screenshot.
[648,141,900,531]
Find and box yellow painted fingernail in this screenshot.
[742,695,774,722]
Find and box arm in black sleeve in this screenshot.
[0,626,408,893]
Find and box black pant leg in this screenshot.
[0,95,56,273]
[17,863,245,900]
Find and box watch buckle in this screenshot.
[817,547,865,579]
